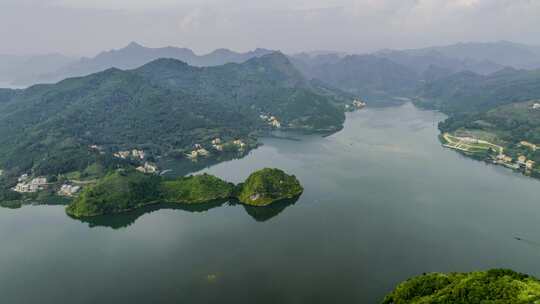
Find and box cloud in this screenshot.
[0,0,539,55]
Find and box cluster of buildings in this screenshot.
[233,139,246,149]
[88,145,105,154]
[345,99,367,111]
[187,144,210,160]
[186,138,247,160]
[520,141,538,151]
[13,175,48,193]
[114,149,146,160]
[58,184,81,197]
[495,153,535,170]
[352,99,367,109]
[136,162,158,174]
[518,155,536,170]
[260,114,282,128]
[211,138,224,151]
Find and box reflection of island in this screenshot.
[71,200,228,229]
[241,197,298,222]
[70,197,299,229]
[0,195,72,210]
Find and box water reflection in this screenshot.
[0,195,71,209]
[158,151,252,178]
[70,197,300,229]
[242,197,299,222]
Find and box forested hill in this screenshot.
[0,52,346,179]
[416,68,540,115]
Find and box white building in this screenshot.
[114,151,131,159]
[136,162,158,174]
[352,99,367,109]
[13,177,47,193]
[58,184,81,196]
[132,149,145,160]
[233,139,246,149]
[18,173,29,182]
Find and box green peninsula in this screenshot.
[237,168,303,206]
[382,269,540,304]
[66,168,303,218]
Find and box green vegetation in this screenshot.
[0,52,347,189]
[417,68,540,115]
[438,101,540,170]
[441,133,503,156]
[237,168,303,206]
[66,168,303,217]
[382,269,540,304]
[161,174,235,204]
[66,169,161,217]
[415,66,540,178]
[295,54,421,102]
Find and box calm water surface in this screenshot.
[2,103,540,304]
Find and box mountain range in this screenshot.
[0,52,346,182]
[3,41,540,98]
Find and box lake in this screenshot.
[2,103,540,304]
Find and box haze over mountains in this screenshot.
[2,41,540,92]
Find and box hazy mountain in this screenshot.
[0,52,345,177]
[416,67,540,114]
[293,54,421,102]
[28,42,274,85]
[404,41,540,70]
[0,53,75,87]
[375,49,505,76]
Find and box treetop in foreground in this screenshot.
[382,269,540,304]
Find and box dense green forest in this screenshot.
[0,52,348,189]
[382,269,540,304]
[67,168,303,218]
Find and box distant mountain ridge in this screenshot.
[289,41,540,102]
[404,41,540,70]
[3,40,540,104]
[7,42,275,86]
[416,67,540,114]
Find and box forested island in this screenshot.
[66,168,303,218]
[383,269,540,304]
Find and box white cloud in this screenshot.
[0,0,539,55]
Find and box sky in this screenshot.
[1,0,539,56]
